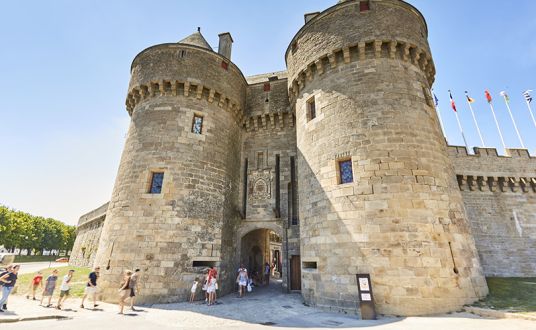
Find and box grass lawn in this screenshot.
[14,265,91,298]
[473,277,536,313]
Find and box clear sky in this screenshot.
[1,1,535,225]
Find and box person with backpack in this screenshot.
[0,264,20,312]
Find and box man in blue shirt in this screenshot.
[80,266,100,309]
[0,264,20,312]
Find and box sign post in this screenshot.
[356,274,376,320]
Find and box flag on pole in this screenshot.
[524,90,533,104]
[465,91,475,103]
[485,90,493,103]
[500,91,510,103]
[449,90,457,112]
[433,92,439,107]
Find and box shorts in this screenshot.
[32,283,40,289]
[60,290,70,298]
[130,288,136,297]
[238,280,247,287]
[207,285,215,294]
[85,286,97,295]
[43,287,55,296]
[119,289,130,300]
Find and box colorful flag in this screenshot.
[485,90,492,103]
[449,90,457,112]
[524,90,533,104]
[433,92,439,107]
[500,91,510,103]
[465,91,475,103]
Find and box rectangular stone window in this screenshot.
[360,1,370,12]
[192,260,216,268]
[302,261,317,269]
[337,159,354,184]
[149,172,164,194]
[306,96,316,121]
[192,115,203,134]
[257,152,264,169]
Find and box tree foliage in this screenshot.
[0,205,76,255]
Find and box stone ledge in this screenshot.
[464,306,536,322]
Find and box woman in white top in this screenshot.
[236,264,248,298]
[207,277,217,306]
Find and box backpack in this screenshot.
[0,270,8,286]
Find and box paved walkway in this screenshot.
[1,281,535,329]
[16,262,66,274]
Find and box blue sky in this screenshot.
[1,0,535,225]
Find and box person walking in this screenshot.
[81,266,100,309]
[190,277,199,303]
[236,264,248,298]
[40,269,59,307]
[263,262,271,286]
[118,270,132,314]
[56,269,74,310]
[26,271,43,300]
[0,264,19,312]
[129,268,140,311]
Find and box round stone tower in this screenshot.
[93,30,247,304]
[286,0,488,315]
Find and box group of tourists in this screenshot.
[0,265,140,315]
[0,261,275,313]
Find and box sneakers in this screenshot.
[94,304,99,308]
[2,304,6,310]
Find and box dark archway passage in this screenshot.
[240,229,283,288]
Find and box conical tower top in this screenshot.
[178,28,212,50]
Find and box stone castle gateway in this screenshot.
[71,0,536,316]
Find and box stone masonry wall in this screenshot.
[286,0,487,316]
[240,75,299,292]
[93,41,246,304]
[449,146,536,276]
[70,202,108,267]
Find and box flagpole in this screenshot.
[465,94,485,147]
[502,94,525,148]
[435,105,446,138]
[524,99,536,129]
[454,111,468,149]
[488,102,507,153]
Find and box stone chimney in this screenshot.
[218,32,233,59]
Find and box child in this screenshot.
[56,269,74,310]
[40,269,59,307]
[207,276,217,306]
[190,278,199,303]
[26,271,43,300]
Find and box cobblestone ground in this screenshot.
[1,280,535,329]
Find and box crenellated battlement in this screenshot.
[126,79,244,124]
[449,145,536,192]
[242,111,295,133]
[287,39,435,104]
[448,145,534,158]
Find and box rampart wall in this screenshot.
[70,202,108,267]
[449,146,536,276]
